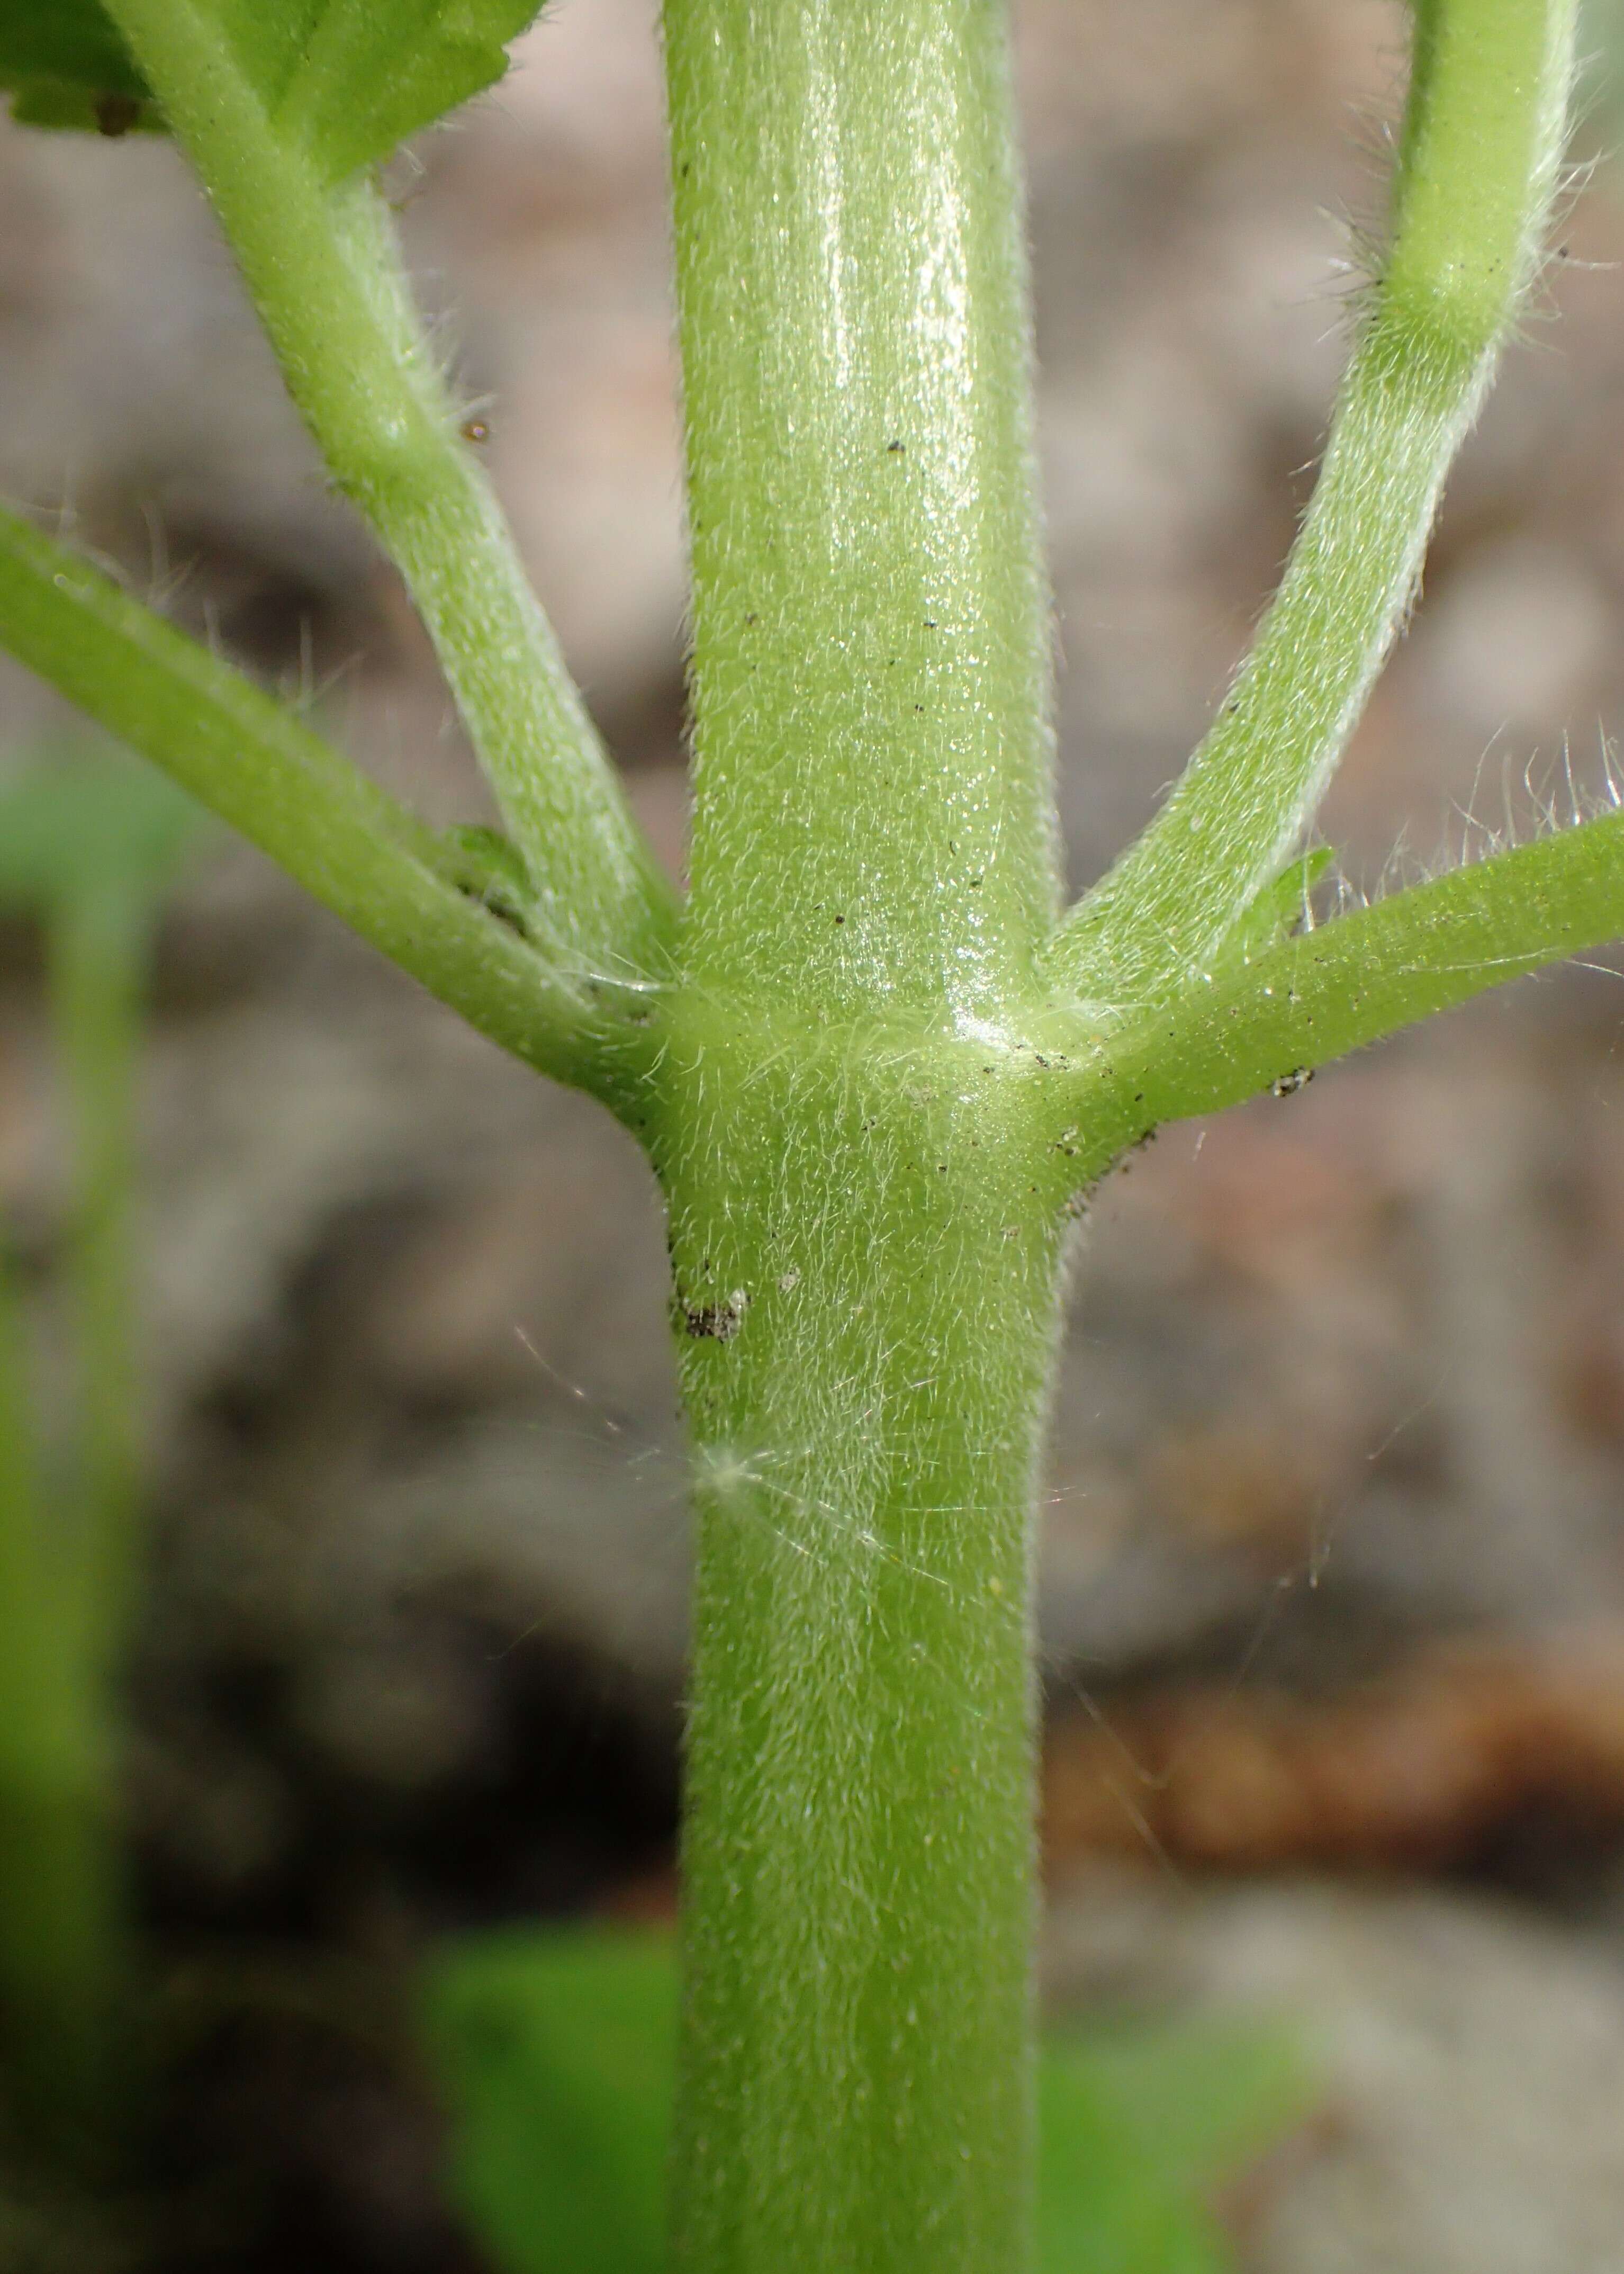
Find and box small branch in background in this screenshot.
[0,750,193,2165]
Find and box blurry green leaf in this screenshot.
[0,2,154,136]
[1037,2021,1314,2273]
[422,1926,676,2274]
[1066,2016,1312,2195]
[0,0,546,177]
[422,1927,1315,2274]
[1036,2062,1223,2274]
[0,751,203,909]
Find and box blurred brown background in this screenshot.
[6,0,1624,2263]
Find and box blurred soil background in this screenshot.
[5,0,1624,2264]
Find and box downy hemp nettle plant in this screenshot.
[0,0,1610,2265]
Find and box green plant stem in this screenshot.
[666,0,1056,1022]
[0,506,656,1114]
[653,1015,1067,2274]
[661,1,1059,2265]
[1094,803,1624,1136]
[0,993,126,2168]
[97,0,674,979]
[1043,0,1576,1015]
[49,888,145,1657]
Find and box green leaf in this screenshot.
[420,1927,1315,2274]
[1069,2018,1312,2193]
[0,747,202,910]
[1036,2061,1224,2274]
[247,0,550,186]
[0,0,545,177]
[421,1926,676,2274]
[0,2,155,136]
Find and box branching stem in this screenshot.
[0,0,1609,2261]
[0,506,656,1112]
[1099,803,1624,1138]
[1043,0,1577,1015]
[98,0,676,979]
[661,2,1059,2265]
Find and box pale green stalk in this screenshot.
[669,0,1057,1019]
[1095,799,1624,1139]
[98,0,675,980]
[652,1020,1066,2274]
[1043,0,1577,1015]
[0,506,655,1114]
[660,2,1059,2264]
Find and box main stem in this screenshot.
[654,1021,1069,2271]
[662,1,1061,2265]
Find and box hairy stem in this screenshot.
[1044,0,1577,1014]
[1095,804,1624,1138]
[661,0,1060,2265]
[667,0,1056,1021]
[654,1015,1067,2274]
[98,0,675,978]
[0,507,656,1113]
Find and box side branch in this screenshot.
[1043,0,1577,1015]
[0,507,656,1109]
[1086,809,1624,1142]
[100,0,678,981]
